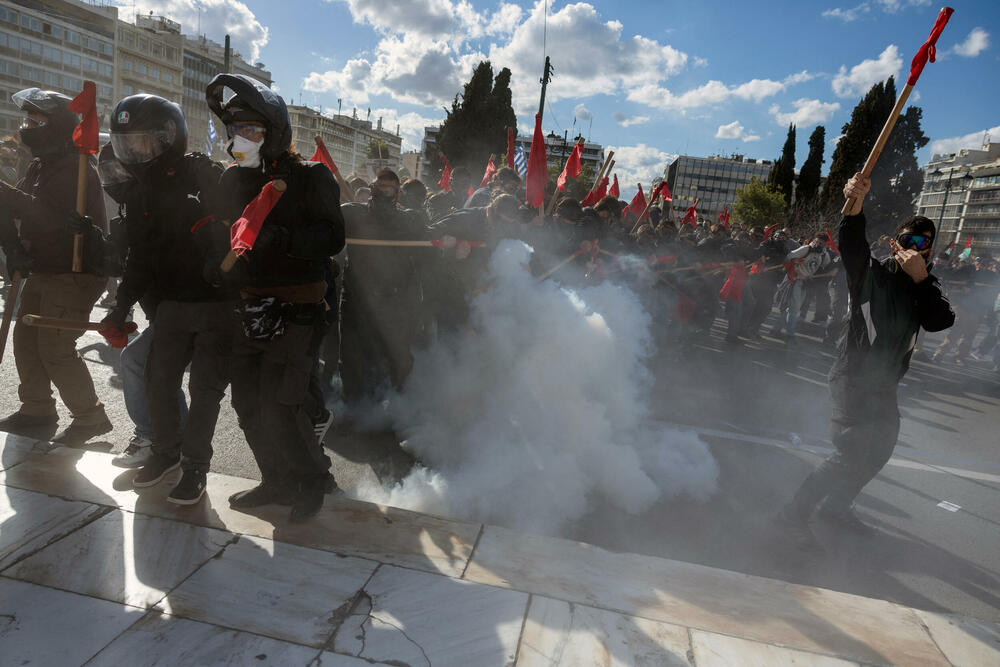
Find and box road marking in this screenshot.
[937,501,961,512]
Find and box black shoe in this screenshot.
[229,482,290,508]
[132,453,181,488]
[816,504,876,536]
[52,418,113,446]
[0,411,58,432]
[313,409,335,446]
[289,478,325,523]
[167,469,206,505]
[324,473,342,495]
[773,511,825,555]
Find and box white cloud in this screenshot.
[822,3,870,22]
[769,99,840,127]
[370,108,443,152]
[832,44,901,97]
[952,28,990,57]
[627,70,814,111]
[929,125,1000,156]
[742,134,761,142]
[574,103,593,123]
[715,121,744,139]
[605,143,677,196]
[612,111,649,127]
[116,0,269,62]
[332,0,476,38]
[822,0,929,21]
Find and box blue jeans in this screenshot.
[120,324,188,439]
[783,281,805,336]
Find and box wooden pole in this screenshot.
[841,83,913,215]
[0,273,23,364]
[221,179,287,272]
[71,153,87,272]
[21,313,138,332]
[585,150,614,198]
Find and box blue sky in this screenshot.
[123,1,998,196]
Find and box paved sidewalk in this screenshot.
[1,433,997,666]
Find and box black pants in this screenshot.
[786,375,900,519]
[743,273,780,335]
[148,300,233,472]
[231,318,330,489]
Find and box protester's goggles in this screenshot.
[227,122,266,141]
[896,232,932,251]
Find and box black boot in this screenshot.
[52,418,113,446]
[229,482,290,508]
[289,477,325,523]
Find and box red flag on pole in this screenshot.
[628,184,647,219]
[68,81,99,155]
[824,229,839,254]
[718,206,730,230]
[480,156,497,188]
[681,202,698,227]
[438,154,453,192]
[763,223,779,240]
[230,181,286,257]
[907,7,955,86]
[310,138,339,174]
[506,128,515,169]
[609,174,620,198]
[525,113,547,209]
[556,141,583,192]
[658,181,672,202]
[581,176,609,207]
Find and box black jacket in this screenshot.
[830,212,954,388]
[114,153,227,316]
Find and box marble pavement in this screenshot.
[1,431,998,666]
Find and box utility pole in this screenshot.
[223,34,231,73]
[538,56,553,121]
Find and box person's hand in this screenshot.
[98,316,137,349]
[254,224,290,254]
[843,172,871,216]
[889,239,929,284]
[456,240,471,260]
[65,212,93,235]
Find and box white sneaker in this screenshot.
[112,435,153,469]
[313,410,335,446]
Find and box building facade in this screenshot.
[0,0,116,135]
[917,142,1000,256]
[115,14,182,104]
[287,104,402,180]
[664,154,773,222]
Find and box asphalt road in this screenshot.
[2,285,998,624]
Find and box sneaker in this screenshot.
[229,482,290,508]
[970,349,986,362]
[0,411,58,432]
[132,453,181,488]
[289,478,325,523]
[816,504,876,536]
[772,511,825,555]
[112,435,153,469]
[313,409,335,446]
[52,418,113,446]
[167,469,206,505]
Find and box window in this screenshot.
[0,7,16,24]
[137,63,147,75]
[22,66,41,82]
[138,37,149,51]
[63,75,81,90]
[52,25,63,39]
[66,30,79,45]
[150,67,160,80]
[123,59,133,71]
[123,84,133,96]
[98,84,112,98]
[43,70,59,86]
[43,45,60,62]
[161,72,173,84]
[63,52,80,68]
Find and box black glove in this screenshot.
[66,211,93,235]
[4,242,33,279]
[254,224,291,254]
[103,308,127,326]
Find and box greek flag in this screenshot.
[206,118,218,155]
[513,145,527,178]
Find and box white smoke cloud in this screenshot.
[356,241,718,535]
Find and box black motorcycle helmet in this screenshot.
[12,87,77,157]
[109,94,187,179]
[97,142,137,204]
[205,73,291,164]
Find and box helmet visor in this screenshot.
[110,124,176,165]
[98,153,134,187]
[12,87,69,115]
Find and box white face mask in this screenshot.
[230,135,263,168]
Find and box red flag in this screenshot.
[658,181,672,202]
[609,174,619,198]
[964,236,972,249]
[506,128,515,169]
[824,229,839,254]
[719,263,748,302]
[67,81,98,154]
[718,206,730,230]
[681,203,698,227]
[230,181,286,256]
[438,154,452,192]
[479,156,497,188]
[763,223,779,240]
[907,7,954,86]
[556,142,583,192]
[581,176,609,207]
[310,138,339,175]
[525,113,548,209]
[628,184,647,219]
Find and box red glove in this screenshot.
[98,321,138,349]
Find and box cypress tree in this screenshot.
[796,125,825,207]
[767,123,796,209]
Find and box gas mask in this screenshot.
[230,135,264,168]
[19,122,59,157]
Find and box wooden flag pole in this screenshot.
[71,153,87,272]
[0,272,23,364]
[841,84,913,215]
[21,313,139,332]
[585,150,614,198]
[221,179,287,272]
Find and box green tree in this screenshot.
[767,123,796,208]
[820,76,928,235]
[428,61,517,185]
[733,176,787,230]
[547,161,596,202]
[366,138,389,160]
[796,125,825,208]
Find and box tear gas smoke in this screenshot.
[356,240,719,535]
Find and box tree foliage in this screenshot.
[734,176,787,230]
[796,125,825,208]
[820,76,928,236]
[547,161,597,202]
[428,61,517,184]
[767,123,796,209]
[366,138,389,160]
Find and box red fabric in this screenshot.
[310,138,339,174]
[506,128,515,169]
[824,229,839,254]
[783,261,798,283]
[230,181,286,256]
[68,81,99,154]
[681,203,698,227]
[628,184,647,219]
[907,7,954,86]
[964,236,972,249]
[763,223,779,240]
[609,174,619,198]
[479,156,497,188]
[525,113,548,208]
[97,321,138,349]
[749,259,764,274]
[556,142,583,192]
[719,263,748,302]
[438,155,452,192]
[658,181,672,202]
[581,176,609,208]
[672,294,696,322]
[718,206,730,230]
